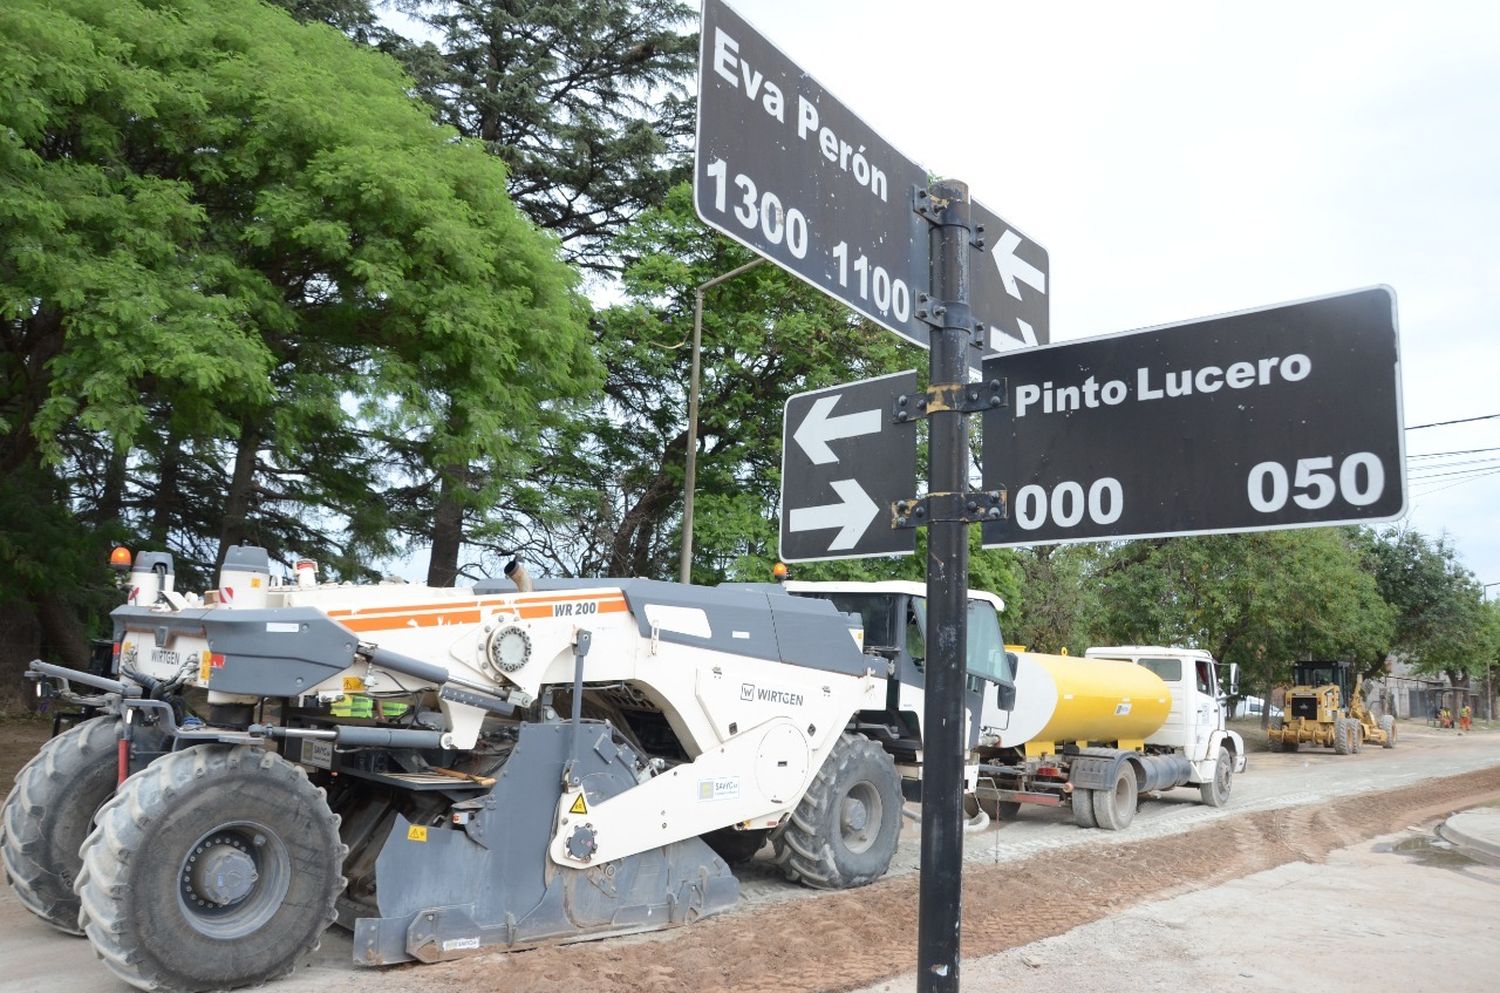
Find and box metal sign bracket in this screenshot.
[891,489,1007,528]
[893,379,1006,421]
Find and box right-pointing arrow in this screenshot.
[793,395,883,465]
[993,229,1047,301]
[788,479,879,551]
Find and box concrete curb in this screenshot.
[1439,807,1500,861]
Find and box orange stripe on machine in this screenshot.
[333,596,627,632]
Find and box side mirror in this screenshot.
[995,680,1016,712]
[994,651,1019,711]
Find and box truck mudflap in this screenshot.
[1068,748,1193,793]
[352,720,738,965]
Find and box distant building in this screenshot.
[1373,654,1489,720]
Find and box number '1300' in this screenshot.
[704,159,808,259]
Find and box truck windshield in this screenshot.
[909,598,1010,683]
[1137,658,1182,682]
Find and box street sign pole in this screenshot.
[917,178,971,993]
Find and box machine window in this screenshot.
[1196,659,1214,694]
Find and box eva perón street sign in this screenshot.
[981,287,1405,547]
[781,371,917,562]
[695,0,1048,353]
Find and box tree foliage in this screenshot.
[1364,527,1495,685]
[0,0,591,697]
[398,0,698,270]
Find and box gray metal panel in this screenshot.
[111,604,357,696]
[220,544,271,573]
[531,578,872,678]
[131,551,174,575]
[356,720,737,964]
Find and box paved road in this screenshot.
[2,721,1496,993]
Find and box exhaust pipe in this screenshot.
[504,558,534,593]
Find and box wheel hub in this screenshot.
[191,842,259,906]
[841,796,869,833]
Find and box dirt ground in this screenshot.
[856,821,1500,993]
[3,720,1497,993]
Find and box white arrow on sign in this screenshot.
[788,479,879,551]
[988,319,1039,352]
[994,229,1047,301]
[793,395,882,465]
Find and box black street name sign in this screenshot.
[781,371,917,562]
[695,0,1048,353]
[981,287,1405,547]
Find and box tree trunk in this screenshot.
[216,419,261,572]
[34,592,89,669]
[0,599,42,714]
[426,464,467,587]
[150,428,181,547]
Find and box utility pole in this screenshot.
[679,257,765,584]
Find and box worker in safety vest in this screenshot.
[1460,705,1472,731]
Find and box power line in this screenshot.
[1406,456,1500,477]
[1405,413,1500,430]
[1411,466,1500,497]
[1407,446,1500,460]
[1408,461,1500,481]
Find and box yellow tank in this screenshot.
[989,652,1173,756]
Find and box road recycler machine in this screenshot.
[3,547,1013,992]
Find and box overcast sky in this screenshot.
[721,0,1500,584]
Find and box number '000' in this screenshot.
[1015,478,1124,531]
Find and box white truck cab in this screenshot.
[1084,646,1248,777]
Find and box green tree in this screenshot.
[1094,529,1394,703]
[0,0,591,703]
[1365,527,1494,687]
[399,0,699,270]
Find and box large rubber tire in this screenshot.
[1092,765,1139,831]
[1,716,119,934]
[1198,746,1233,808]
[1380,715,1397,749]
[1268,717,1294,753]
[1071,789,1098,828]
[75,746,346,992]
[1333,717,1352,755]
[773,734,902,889]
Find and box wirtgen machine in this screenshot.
[1267,660,1396,753]
[2,548,1016,992]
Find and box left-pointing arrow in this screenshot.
[993,229,1046,301]
[793,395,883,465]
[788,479,880,551]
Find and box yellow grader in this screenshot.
[1267,660,1395,754]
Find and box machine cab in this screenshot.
[782,581,1016,753]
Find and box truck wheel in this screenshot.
[1380,715,1397,749]
[1,716,118,934]
[1198,746,1232,808]
[774,734,901,889]
[1091,766,1138,830]
[75,746,346,992]
[1333,718,1352,755]
[1266,718,1285,753]
[1071,790,1098,828]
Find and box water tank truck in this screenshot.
[975,646,1247,829]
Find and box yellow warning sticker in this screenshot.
[342,675,365,692]
[568,794,588,815]
[407,825,429,842]
[198,651,212,683]
[250,576,263,589]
